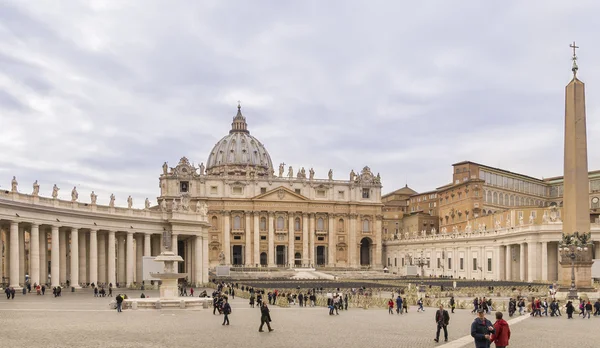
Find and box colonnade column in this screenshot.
[374,216,382,268]
[519,243,526,282]
[202,233,209,283]
[144,233,151,257]
[30,223,40,286]
[59,230,67,284]
[268,213,275,267]
[126,232,134,287]
[349,214,357,267]
[195,235,203,285]
[89,230,98,286]
[527,241,538,282]
[78,231,87,285]
[288,214,295,267]
[19,227,24,285]
[245,212,252,266]
[135,234,143,284]
[505,244,512,281]
[70,228,79,287]
[328,215,335,266]
[171,233,178,271]
[98,233,106,284]
[302,213,308,266]
[541,241,548,281]
[253,213,260,267]
[107,231,116,286]
[309,214,315,267]
[9,222,20,288]
[39,228,48,285]
[117,235,125,284]
[222,211,231,265]
[0,228,3,284]
[51,226,60,287]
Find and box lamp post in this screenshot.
[559,232,591,300]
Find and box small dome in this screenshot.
[206,105,274,176]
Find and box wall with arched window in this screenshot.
[260,217,267,231]
[233,215,241,229]
[317,217,325,230]
[338,218,344,231]
[277,216,285,230]
[362,219,370,232]
[294,217,301,231]
[211,216,218,230]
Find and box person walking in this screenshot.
[222,298,231,325]
[115,294,123,313]
[584,301,592,319]
[471,308,494,348]
[490,311,510,348]
[450,296,456,314]
[259,302,274,332]
[396,295,403,315]
[566,300,574,319]
[434,305,450,343]
[388,298,394,314]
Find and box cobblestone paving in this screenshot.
[0,289,597,348]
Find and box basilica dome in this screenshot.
[206,105,274,176]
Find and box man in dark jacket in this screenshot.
[471,308,494,348]
[434,305,450,342]
[490,311,510,348]
[115,294,123,313]
[259,302,274,332]
[222,298,231,325]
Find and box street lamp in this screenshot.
[559,231,592,299]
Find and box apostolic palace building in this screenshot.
[0,105,383,289]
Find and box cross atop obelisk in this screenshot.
[570,41,579,75]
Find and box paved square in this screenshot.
[1,289,598,348]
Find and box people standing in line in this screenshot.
[115,294,123,313]
[222,298,231,325]
[490,311,510,348]
[259,302,274,332]
[388,298,394,314]
[434,305,450,343]
[471,308,495,348]
[450,296,456,314]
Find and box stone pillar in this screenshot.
[541,241,548,281]
[78,231,87,285]
[107,231,116,286]
[171,233,178,271]
[117,235,125,285]
[152,235,160,256]
[253,213,260,267]
[328,215,335,267]
[70,228,79,287]
[505,245,512,281]
[144,233,151,257]
[19,227,25,286]
[89,230,98,286]
[495,246,504,281]
[9,221,20,288]
[0,228,3,284]
[245,212,252,266]
[195,235,203,285]
[98,232,106,284]
[30,223,40,286]
[50,226,59,287]
[519,243,526,282]
[289,214,295,267]
[374,216,383,268]
[202,234,209,283]
[59,229,67,284]
[349,214,357,267]
[126,232,134,287]
[222,211,231,265]
[309,214,315,267]
[268,213,275,267]
[527,241,538,282]
[39,228,48,285]
[136,234,143,284]
[302,213,308,266]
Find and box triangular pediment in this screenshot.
[252,186,309,201]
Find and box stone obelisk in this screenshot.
[560,42,593,288]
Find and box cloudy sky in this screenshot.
[1,0,600,207]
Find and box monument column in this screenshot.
[289,214,295,267]
[126,232,134,287]
[78,230,87,285]
[89,229,98,286]
[69,228,79,287]
[30,223,40,286]
[9,221,20,288]
[268,213,275,267]
[309,214,315,267]
[519,243,526,281]
[245,212,252,266]
[195,235,203,285]
[222,211,231,265]
[107,231,116,286]
[302,213,309,266]
[505,244,512,281]
[253,213,260,267]
[50,225,60,287]
[328,214,335,267]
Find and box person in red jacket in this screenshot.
[388,299,394,314]
[490,311,510,348]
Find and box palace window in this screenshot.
[338,218,344,231]
[317,189,326,198]
[260,187,267,194]
[260,217,267,231]
[294,218,301,231]
[317,218,325,230]
[210,186,218,194]
[473,258,478,271]
[277,217,285,230]
[362,219,370,232]
[233,216,241,229]
[260,236,267,241]
[447,258,452,270]
[180,181,189,193]
[233,236,241,240]
[459,258,464,270]
[295,189,301,194]
[362,188,370,199]
[487,258,492,272]
[338,190,345,199]
[232,186,243,195]
[295,236,301,241]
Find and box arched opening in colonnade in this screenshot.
[360,237,372,266]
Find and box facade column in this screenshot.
[519,243,526,282]
[50,226,59,287]
[527,241,537,282]
[541,241,548,281]
[253,213,260,267]
[309,214,315,267]
[78,231,87,285]
[39,228,48,285]
[349,214,357,267]
[89,230,98,286]
[70,228,79,287]
[9,221,20,288]
[107,231,116,286]
[245,212,252,266]
[302,213,308,266]
[222,211,231,265]
[59,229,67,284]
[30,223,40,286]
[144,233,151,257]
[374,215,383,268]
[268,213,275,267]
[171,233,178,270]
[195,235,203,285]
[136,234,143,284]
[0,227,3,284]
[505,244,512,281]
[19,227,25,286]
[202,233,209,283]
[328,215,335,266]
[289,214,295,267]
[117,235,125,285]
[126,232,134,287]
[98,232,106,284]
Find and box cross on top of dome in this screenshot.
[230,102,249,134]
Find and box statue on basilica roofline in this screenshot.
[299,167,306,179]
[11,176,18,192]
[52,184,59,199]
[32,180,39,196]
[127,195,133,209]
[71,186,78,202]
[160,199,167,211]
[328,169,333,180]
[309,168,315,180]
[162,162,169,176]
[109,194,115,208]
[278,163,285,178]
[287,166,294,178]
[199,162,205,176]
[196,201,208,216]
[90,191,97,204]
[350,169,356,182]
[528,214,534,224]
[145,198,150,209]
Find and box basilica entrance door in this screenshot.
[276,245,286,266]
[316,246,326,266]
[360,237,372,266]
[260,252,267,266]
[232,245,243,266]
[295,252,302,266]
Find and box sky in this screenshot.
[1,0,600,208]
